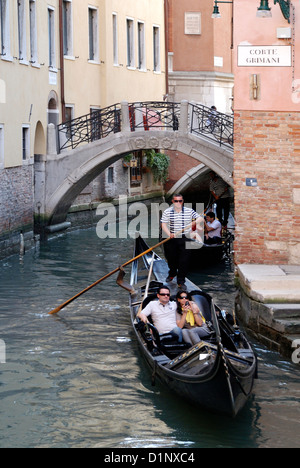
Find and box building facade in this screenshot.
[165,0,234,195]
[233,0,300,265]
[0,0,166,256]
[167,0,234,113]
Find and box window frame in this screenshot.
[22,125,30,163]
[88,6,99,63]
[126,17,135,69]
[153,25,161,73]
[63,0,73,58]
[0,0,11,61]
[48,6,56,69]
[137,21,146,71]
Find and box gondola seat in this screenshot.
[135,318,191,358]
[147,323,191,358]
[190,291,212,323]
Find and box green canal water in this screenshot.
[0,227,299,448]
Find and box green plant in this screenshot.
[145,149,170,184]
[123,153,134,163]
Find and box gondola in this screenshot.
[124,236,257,418]
[189,230,234,266]
[189,212,235,267]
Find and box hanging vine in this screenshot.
[145,149,170,184]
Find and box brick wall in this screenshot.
[165,150,200,192]
[234,110,300,265]
[0,166,34,237]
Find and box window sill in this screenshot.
[1,55,13,62]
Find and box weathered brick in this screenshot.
[234,110,300,265]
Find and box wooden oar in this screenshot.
[48,216,203,315]
[48,236,171,315]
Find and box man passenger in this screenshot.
[204,212,222,244]
[138,286,183,343]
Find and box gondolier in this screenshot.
[209,172,231,228]
[161,194,202,289]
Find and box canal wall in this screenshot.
[66,191,165,230]
[0,166,37,260]
[235,264,300,363]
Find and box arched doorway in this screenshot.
[34,121,46,155]
[47,91,59,127]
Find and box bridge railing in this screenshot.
[128,101,181,132]
[56,101,234,153]
[190,102,234,149]
[57,103,122,152]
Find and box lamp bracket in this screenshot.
[274,0,291,23]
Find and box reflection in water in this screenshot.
[0,228,299,448]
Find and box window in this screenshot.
[153,26,160,72]
[0,125,4,169]
[126,18,134,68]
[88,7,98,62]
[65,105,74,122]
[112,13,118,65]
[22,126,30,161]
[29,0,38,64]
[137,22,145,70]
[90,107,101,141]
[65,105,74,140]
[17,0,27,62]
[107,167,114,184]
[0,0,11,60]
[63,0,73,56]
[48,7,56,68]
[130,152,142,186]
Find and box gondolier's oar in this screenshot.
[48,218,200,315]
[48,238,171,315]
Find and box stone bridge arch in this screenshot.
[34,101,234,231]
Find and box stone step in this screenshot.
[265,304,300,319]
[237,265,300,303]
[273,318,300,334]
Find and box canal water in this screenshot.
[0,227,299,448]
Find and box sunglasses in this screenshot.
[179,296,188,300]
[158,293,170,297]
[173,200,183,203]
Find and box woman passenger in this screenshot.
[176,291,211,346]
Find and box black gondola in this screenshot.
[125,236,257,418]
[188,212,235,267]
[189,230,234,266]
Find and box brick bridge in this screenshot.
[34,101,234,231]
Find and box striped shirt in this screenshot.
[161,206,200,235]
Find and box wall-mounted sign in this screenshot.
[185,12,201,35]
[238,45,291,67]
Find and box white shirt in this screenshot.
[207,219,222,238]
[161,206,200,235]
[142,300,177,334]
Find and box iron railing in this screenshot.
[190,103,234,149]
[57,103,121,152]
[128,101,181,132]
[56,101,234,153]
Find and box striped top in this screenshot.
[161,206,200,235]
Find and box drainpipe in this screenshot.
[164,0,169,100]
[59,0,66,122]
